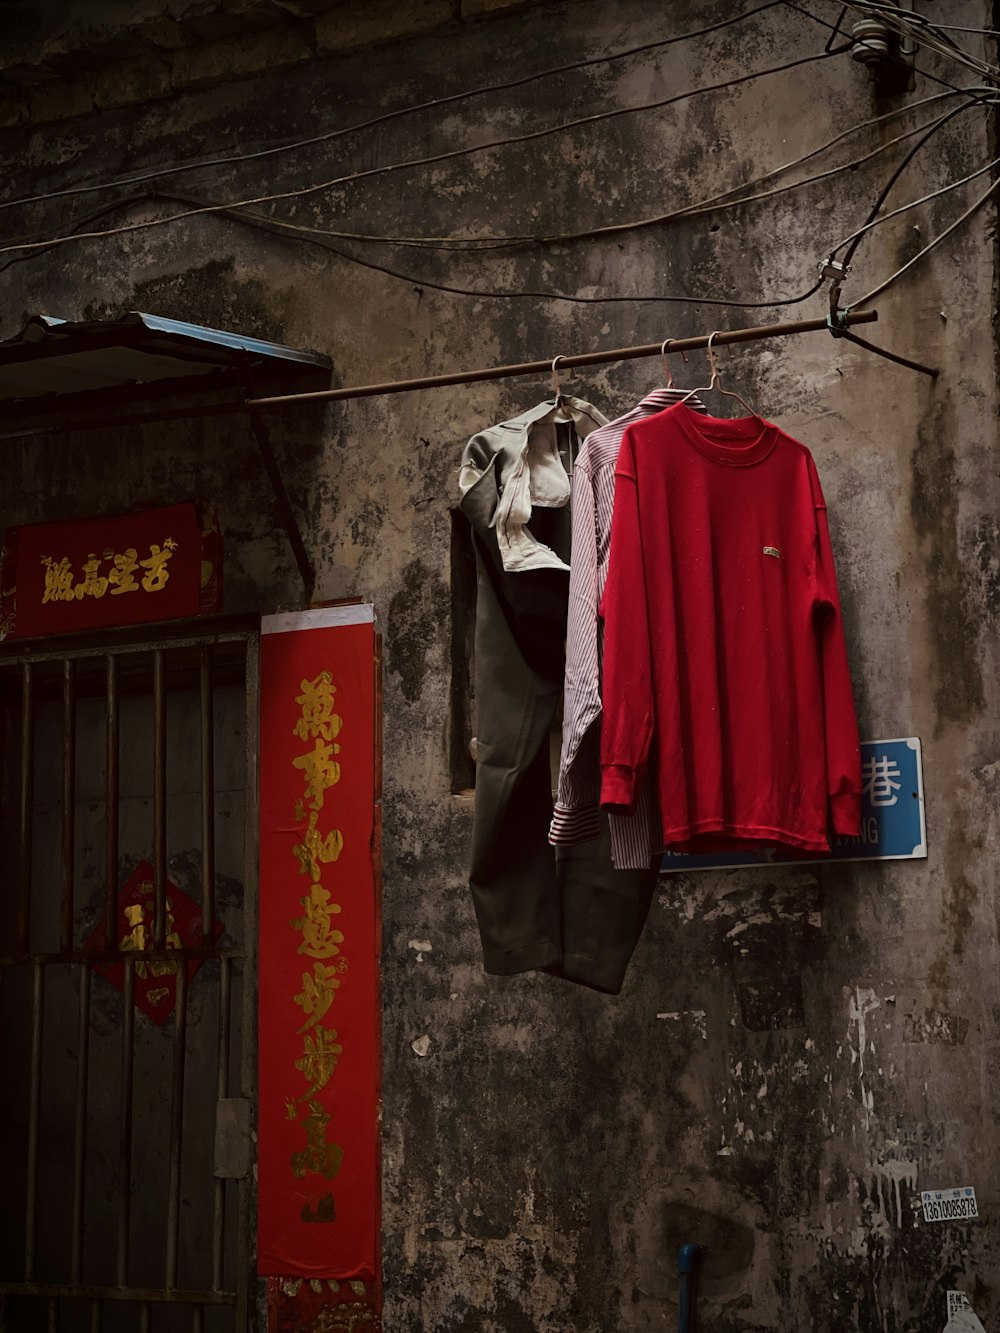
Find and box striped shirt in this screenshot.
[549,387,706,868]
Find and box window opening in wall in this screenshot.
[0,623,258,1333]
[449,509,477,795]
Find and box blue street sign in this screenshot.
[660,737,926,873]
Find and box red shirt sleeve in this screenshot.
[599,430,655,814]
[810,465,862,836]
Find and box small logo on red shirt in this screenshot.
[763,546,782,559]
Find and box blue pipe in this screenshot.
[678,1242,701,1333]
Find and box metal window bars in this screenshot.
[0,621,258,1333]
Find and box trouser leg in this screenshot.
[459,498,570,976]
[548,812,658,994]
[469,686,563,974]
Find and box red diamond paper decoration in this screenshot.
[85,860,221,1025]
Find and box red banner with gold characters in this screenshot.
[258,605,379,1281]
[83,860,223,1026]
[0,502,222,639]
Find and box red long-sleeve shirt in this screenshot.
[599,403,861,854]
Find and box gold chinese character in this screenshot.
[74,552,109,599]
[40,556,76,604]
[118,893,182,977]
[294,672,343,744]
[294,961,341,1033]
[105,548,140,596]
[293,811,343,882]
[290,1100,343,1180]
[291,881,344,960]
[292,738,341,811]
[121,902,148,952]
[140,538,178,593]
[294,1025,342,1098]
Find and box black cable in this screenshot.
[836,94,994,273]
[2,92,956,273]
[784,0,999,99]
[218,205,830,309]
[0,46,848,262]
[0,0,788,216]
[0,194,148,277]
[4,92,953,275]
[0,177,828,306]
[832,1,1000,80]
[824,4,850,52]
[532,94,973,248]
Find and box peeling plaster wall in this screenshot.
[2,2,1000,1328]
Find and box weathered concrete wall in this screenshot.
[2,1,999,1328]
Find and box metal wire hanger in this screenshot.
[677,330,758,415]
[550,354,574,421]
[660,336,689,388]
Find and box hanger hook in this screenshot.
[706,331,722,384]
[551,354,568,398]
[660,338,676,388]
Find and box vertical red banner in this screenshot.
[258,606,379,1279]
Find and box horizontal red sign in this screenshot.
[1,502,221,639]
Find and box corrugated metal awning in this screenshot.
[0,312,333,603]
[0,312,331,404]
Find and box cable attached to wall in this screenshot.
[0,0,792,217]
[3,87,977,261]
[0,6,989,340]
[0,47,848,262]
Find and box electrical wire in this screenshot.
[217,203,831,309]
[1,175,829,307]
[848,171,1000,309]
[829,151,1000,254]
[836,1,984,61]
[536,92,988,247]
[873,9,1000,40]
[2,87,974,258]
[0,4,987,315]
[249,89,999,311]
[836,95,995,276]
[236,94,988,250]
[3,90,970,268]
[928,24,1000,40]
[826,0,1000,82]
[0,0,789,216]
[785,1,998,98]
[3,85,990,281]
[0,46,846,260]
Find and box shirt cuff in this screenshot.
[830,792,861,836]
[549,803,601,846]
[600,764,639,815]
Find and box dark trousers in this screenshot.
[461,488,656,993]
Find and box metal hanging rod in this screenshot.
[243,308,910,409]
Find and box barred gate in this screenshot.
[0,622,258,1332]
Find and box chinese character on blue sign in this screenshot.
[660,737,926,873]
